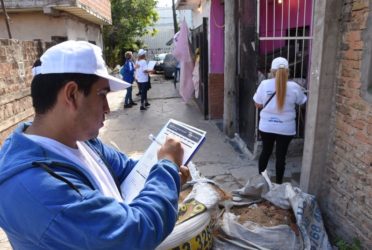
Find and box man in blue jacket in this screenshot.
[0,41,189,249]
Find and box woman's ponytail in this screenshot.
[275,68,288,111]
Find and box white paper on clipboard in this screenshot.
[120,119,206,203]
[147,60,156,71]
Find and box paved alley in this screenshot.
[99,75,254,192]
[99,74,303,192]
[0,74,303,249]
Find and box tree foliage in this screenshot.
[103,0,159,67]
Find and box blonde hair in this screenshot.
[271,68,288,111]
[125,51,132,59]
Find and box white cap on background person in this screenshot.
[271,57,289,70]
[138,49,147,56]
[32,40,131,91]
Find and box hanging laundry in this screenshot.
[172,20,195,102]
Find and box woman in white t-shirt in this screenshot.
[253,57,307,184]
[135,49,152,111]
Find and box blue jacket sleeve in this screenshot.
[120,64,125,78]
[36,159,180,250]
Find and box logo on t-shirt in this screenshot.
[268,117,283,123]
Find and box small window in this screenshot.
[51,36,67,43]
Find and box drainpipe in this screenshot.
[1,0,12,39]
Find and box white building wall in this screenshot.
[178,9,192,28]
[190,0,211,28]
[0,12,102,47]
[141,6,192,59]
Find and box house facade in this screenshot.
[176,0,224,119]
[0,0,113,145]
[0,0,112,47]
[301,0,371,247]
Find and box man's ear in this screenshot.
[62,81,79,109]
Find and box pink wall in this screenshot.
[209,0,224,73]
[259,0,313,54]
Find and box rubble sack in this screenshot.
[214,171,332,250]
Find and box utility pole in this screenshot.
[1,0,12,39]
[223,0,237,137]
[171,0,178,34]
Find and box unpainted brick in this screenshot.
[342,50,362,60]
[344,30,361,42]
[352,0,369,11]
[351,10,369,29]
[0,40,41,145]
[367,124,372,135]
[355,131,371,145]
[352,119,366,130]
[347,80,361,88]
[350,100,368,111]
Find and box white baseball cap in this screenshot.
[32,40,131,91]
[271,57,289,70]
[138,49,147,56]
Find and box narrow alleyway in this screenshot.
[99,74,255,192]
[0,74,303,249]
[99,74,303,191]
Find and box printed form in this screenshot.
[120,119,206,203]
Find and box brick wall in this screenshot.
[0,39,46,146]
[208,73,224,119]
[320,0,372,247]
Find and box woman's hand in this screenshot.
[255,102,263,109]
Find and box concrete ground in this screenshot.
[99,74,302,191]
[0,74,302,248]
[100,75,256,191]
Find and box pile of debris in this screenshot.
[157,166,332,250]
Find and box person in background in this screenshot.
[120,51,137,108]
[253,57,307,184]
[135,49,152,111]
[0,41,190,249]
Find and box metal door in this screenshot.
[191,18,209,119]
[237,0,258,151]
[257,0,314,139]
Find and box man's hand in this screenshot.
[157,136,184,168]
[179,165,190,186]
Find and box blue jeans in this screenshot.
[124,86,133,105]
[138,82,148,106]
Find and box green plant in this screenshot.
[335,237,361,250]
[103,0,159,67]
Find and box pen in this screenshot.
[148,134,162,146]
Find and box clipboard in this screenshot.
[147,60,156,71]
[120,119,206,203]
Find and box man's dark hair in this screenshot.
[31,71,100,114]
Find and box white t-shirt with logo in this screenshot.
[136,59,149,83]
[253,79,307,135]
[24,134,123,202]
